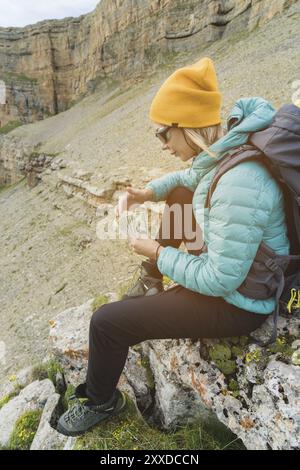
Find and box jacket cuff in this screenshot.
[156,246,178,276]
[145,181,166,202]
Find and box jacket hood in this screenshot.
[191,96,276,176]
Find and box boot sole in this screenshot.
[57,391,127,437]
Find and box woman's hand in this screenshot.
[115,187,154,218]
[129,237,164,261]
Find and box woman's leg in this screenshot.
[86,285,268,404]
[155,186,204,255]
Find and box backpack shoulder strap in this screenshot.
[204,144,263,210]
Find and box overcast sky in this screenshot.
[0,0,101,27]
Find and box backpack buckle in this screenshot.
[265,258,278,272]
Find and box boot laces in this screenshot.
[126,263,162,292]
[127,262,143,278]
[126,263,147,286]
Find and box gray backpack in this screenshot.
[204,103,300,346]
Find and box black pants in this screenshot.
[86,188,269,404]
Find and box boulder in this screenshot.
[49,296,300,450]
[0,379,55,447]
[0,365,35,402]
[30,392,75,450]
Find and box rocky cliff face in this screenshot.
[0,0,297,126]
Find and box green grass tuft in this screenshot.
[0,121,23,134]
[74,395,245,450]
[8,410,42,450]
[92,295,109,313]
[0,394,12,410]
[61,384,76,411]
[31,359,63,386]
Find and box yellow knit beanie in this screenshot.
[149,57,222,128]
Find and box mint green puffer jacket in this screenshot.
[146,97,290,315]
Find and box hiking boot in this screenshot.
[57,383,127,437]
[122,259,164,300]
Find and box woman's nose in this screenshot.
[162,143,169,151]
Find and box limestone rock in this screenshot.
[250,313,300,345]
[0,135,34,185]
[0,379,55,447]
[143,338,216,429]
[49,295,300,449]
[0,365,35,402]
[49,298,94,384]
[30,392,74,450]
[0,0,297,125]
[121,346,153,414]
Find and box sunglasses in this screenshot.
[155,126,172,144]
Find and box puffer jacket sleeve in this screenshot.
[145,166,200,202]
[156,163,275,296]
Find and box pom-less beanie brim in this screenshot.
[149,57,222,128]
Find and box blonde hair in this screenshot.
[183,124,224,158]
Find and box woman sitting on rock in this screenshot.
[57,57,289,436]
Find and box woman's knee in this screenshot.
[167,186,193,206]
[90,303,116,330]
[90,301,138,347]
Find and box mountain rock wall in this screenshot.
[0,0,297,125]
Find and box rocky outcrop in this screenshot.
[30,392,75,450]
[0,293,298,450]
[0,379,55,447]
[49,294,300,450]
[0,135,34,185]
[0,134,67,186]
[0,372,75,450]
[0,0,298,126]
[58,173,131,207]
